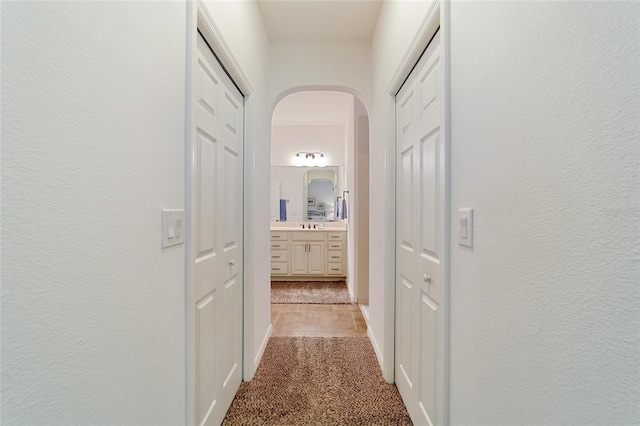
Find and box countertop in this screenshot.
[271,223,347,232]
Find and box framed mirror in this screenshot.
[304,169,338,221]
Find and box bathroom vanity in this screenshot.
[270,223,347,279]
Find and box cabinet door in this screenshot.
[307,242,326,275]
[291,242,308,275]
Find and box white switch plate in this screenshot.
[162,209,185,248]
[458,208,473,248]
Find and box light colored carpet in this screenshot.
[223,337,412,425]
[271,281,351,304]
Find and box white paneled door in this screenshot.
[190,34,244,426]
[395,30,446,426]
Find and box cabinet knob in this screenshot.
[229,259,235,266]
[423,274,431,283]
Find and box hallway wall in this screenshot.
[369,1,639,422]
[1,1,271,424]
[1,2,187,424]
[448,2,639,424]
[269,41,372,110]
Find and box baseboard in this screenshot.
[349,285,356,303]
[253,323,273,373]
[359,304,370,323]
[367,326,384,373]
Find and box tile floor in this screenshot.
[271,303,368,337]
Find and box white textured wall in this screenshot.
[449,2,640,424]
[1,2,187,424]
[370,0,435,373]
[201,0,271,378]
[269,41,371,110]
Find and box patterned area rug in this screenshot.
[223,337,412,425]
[271,281,351,304]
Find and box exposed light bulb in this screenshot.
[294,151,326,168]
[304,153,315,167]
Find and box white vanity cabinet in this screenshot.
[271,228,346,279]
[291,240,325,275]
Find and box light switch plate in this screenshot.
[162,209,185,248]
[458,208,473,248]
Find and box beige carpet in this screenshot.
[271,281,351,304]
[223,337,412,425]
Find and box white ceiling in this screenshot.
[257,0,383,42]
[272,91,354,126]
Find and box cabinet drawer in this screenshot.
[327,232,344,241]
[271,251,288,262]
[327,264,344,275]
[271,241,287,250]
[328,241,343,251]
[271,231,288,240]
[291,232,325,241]
[327,252,343,263]
[271,263,288,275]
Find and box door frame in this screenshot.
[384,1,451,423]
[185,1,255,424]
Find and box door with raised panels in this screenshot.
[307,241,326,275]
[291,241,308,275]
[395,30,446,426]
[189,33,244,426]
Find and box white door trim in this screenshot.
[194,1,253,96]
[185,1,256,424]
[386,2,441,96]
[384,1,450,423]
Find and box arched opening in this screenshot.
[269,89,370,317]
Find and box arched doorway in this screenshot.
[269,89,370,317]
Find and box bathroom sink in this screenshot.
[271,223,347,232]
[273,226,326,231]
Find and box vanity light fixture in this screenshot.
[294,152,327,168]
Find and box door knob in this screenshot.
[423,274,431,283]
[229,259,235,266]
